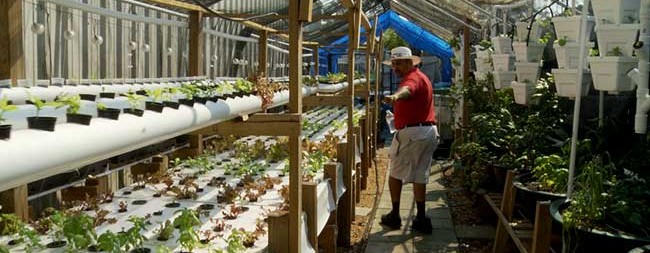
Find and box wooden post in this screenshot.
[353,129,362,204]
[359,117,369,190]
[188,10,203,76]
[131,155,168,176]
[531,201,552,253]
[258,30,268,76]
[302,182,318,250]
[267,211,290,253]
[321,162,338,253]
[336,141,351,246]
[288,1,308,252]
[461,21,471,135]
[0,0,24,86]
[493,170,517,253]
[311,45,319,76]
[0,185,28,220]
[94,174,118,196]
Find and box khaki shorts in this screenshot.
[389,125,439,184]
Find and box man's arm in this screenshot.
[383,86,411,104]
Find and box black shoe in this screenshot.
[380,213,401,230]
[412,216,433,234]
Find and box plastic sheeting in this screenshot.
[320,10,454,82]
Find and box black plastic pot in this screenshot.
[208,96,221,103]
[163,101,180,109]
[194,96,208,104]
[97,108,120,120]
[199,204,214,210]
[130,247,151,253]
[135,90,147,95]
[66,113,92,125]
[124,108,144,117]
[0,124,11,140]
[179,98,195,107]
[551,199,650,253]
[513,173,566,220]
[132,200,147,205]
[46,240,67,248]
[25,99,46,105]
[79,94,96,101]
[165,202,181,208]
[99,92,116,99]
[145,101,164,112]
[27,116,57,131]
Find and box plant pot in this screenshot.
[515,62,541,84]
[130,247,151,253]
[66,113,92,125]
[124,108,144,117]
[145,101,164,112]
[194,97,209,104]
[135,90,147,95]
[199,204,214,210]
[132,200,147,205]
[515,21,543,42]
[588,56,638,92]
[79,94,96,101]
[0,124,11,140]
[552,16,595,42]
[554,42,594,69]
[552,68,593,98]
[208,96,221,102]
[595,24,639,57]
[512,81,537,105]
[550,198,650,253]
[591,0,641,25]
[491,54,516,71]
[513,42,545,62]
[513,174,566,220]
[97,108,120,120]
[99,92,115,99]
[475,58,493,72]
[46,240,67,248]
[163,101,180,109]
[27,116,57,131]
[165,202,181,208]
[179,98,194,106]
[491,36,513,54]
[474,71,490,81]
[473,45,492,60]
[493,71,516,89]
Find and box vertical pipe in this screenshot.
[635,0,650,134]
[599,91,604,127]
[567,0,591,198]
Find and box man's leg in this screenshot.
[414,183,426,219]
[389,176,403,216]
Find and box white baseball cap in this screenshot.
[382,46,421,66]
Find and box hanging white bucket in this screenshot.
[554,42,594,69]
[491,36,513,54]
[493,71,516,89]
[552,16,595,42]
[515,62,541,84]
[512,81,537,105]
[591,0,640,25]
[588,56,638,92]
[513,42,545,62]
[491,54,516,71]
[595,24,640,57]
[515,21,543,42]
[475,58,493,72]
[551,68,593,98]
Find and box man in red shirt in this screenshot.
[381,47,439,234]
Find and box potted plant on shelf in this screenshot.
[26,94,58,132]
[233,78,254,97]
[45,211,68,248]
[56,94,92,125]
[596,23,640,57]
[144,88,164,113]
[123,92,145,117]
[554,38,594,69]
[0,96,17,139]
[162,87,180,109]
[588,47,638,92]
[179,83,199,106]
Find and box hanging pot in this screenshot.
[493,71,516,89]
[588,56,638,92]
[552,16,595,42]
[554,42,594,69]
[591,0,641,25]
[595,24,640,57]
[490,36,513,54]
[27,116,57,131]
[512,81,537,105]
[552,68,592,98]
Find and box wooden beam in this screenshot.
[143,0,203,12]
[303,95,353,107]
[0,185,28,221]
[360,13,371,31]
[258,30,268,76]
[531,201,552,253]
[299,0,313,21]
[213,121,300,136]
[340,0,355,9]
[0,0,24,86]
[247,113,302,122]
[311,45,319,76]
[188,10,203,76]
[302,182,318,250]
[217,13,346,21]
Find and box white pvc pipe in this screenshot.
[120,0,188,18]
[0,86,317,192]
[635,0,650,134]
[567,0,591,199]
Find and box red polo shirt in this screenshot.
[394,68,436,130]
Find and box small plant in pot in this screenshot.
[162,87,180,109]
[56,93,92,125]
[124,92,145,117]
[144,88,165,113]
[179,83,199,106]
[0,96,17,139]
[26,94,58,131]
[45,211,68,248]
[62,212,97,251]
[174,208,201,253]
[155,220,174,241]
[124,216,150,253]
[96,102,120,120]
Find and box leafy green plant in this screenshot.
[124,216,149,250]
[156,220,174,241]
[325,72,347,83]
[606,47,624,56]
[28,94,58,117]
[538,31,554,45]
[146,88,165,103]
[382,28,408,50]
[561,8,574,17]
[556,36,568,47]
[174,209,201,252]
[125,92,145,110]
[55,94,82,114]
[162,87,178,101]
[0,213,43,252]
[589,48,600,57]
[478,39,492,51]
[180,83,200,99]
[96,230,126,253]
[234,78,254,93]
[224,229,246,252]
[451,57,460,67]
[62,212,97,251]
[0,96,17,124]
[47,211,67,243]
[0,213,22,236]
[448,37,461,50]
[215,81,235,95]
[562,156,615,229]
[17,224,43,253]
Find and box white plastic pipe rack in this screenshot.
[634,0,650,134]
[0,86,317,192]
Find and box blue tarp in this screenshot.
[320,10,453,82]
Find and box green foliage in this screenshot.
[18,225,42,253]
[302,150,329,178]
[234,79,254,93]
[448,37,461,50]
[0,96,17,123]
[96,102,107,110]
[266,139,289,162]
[124,216,149,250]
[606,47,624,56]
[326,72,347,83]
[97,230,126,253]
[382,28,408,50]
[216,81,236,94]
[55,94,82,114]
[556,36,567,46]
[563,156,615,229]
[47,211,67,242]
[180,83,201,99]
[561,8,574,17]
[589,48,600,57]
[63,212,96,251]
[174,209,201,252]
[156,221,174,241]
[224,229,246,253]
[125,92,145,110]
[146,88,165,102]
[0,213,22,236]
[538,31,554,45]
[28,94,58,117]
[478,39,492,51]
